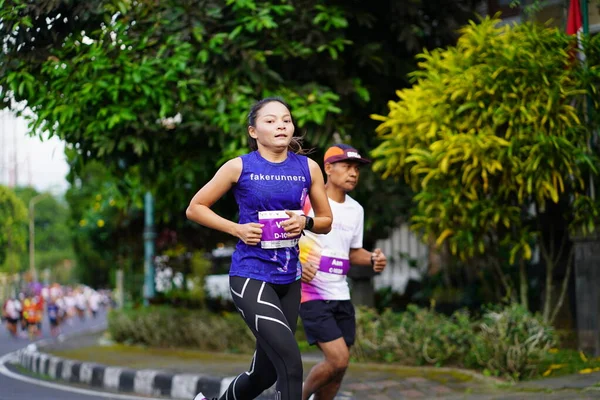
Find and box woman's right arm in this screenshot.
[186,158,263,245]
[185,158,237,232]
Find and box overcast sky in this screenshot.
[0,109,69,194]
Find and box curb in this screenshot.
[8,327,497,400]
[12,344,276,399]
[15,347,224,399]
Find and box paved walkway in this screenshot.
[34,332,600,399]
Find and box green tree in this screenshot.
[13,187,75,282]
[0,0,484,249]
[372,17,600,323]
[0,185,28,273]
[65,157,146,289]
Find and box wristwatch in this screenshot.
[304,215,315,231]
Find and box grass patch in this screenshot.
[49,344,253,363]
[13,364,53,381]
[48,342,491,388]
[535,348,600,379]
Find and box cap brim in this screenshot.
[325,155,371,165]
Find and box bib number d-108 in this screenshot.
[258,210,303,249]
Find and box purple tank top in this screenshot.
[230,151,311,284]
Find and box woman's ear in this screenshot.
[248,125,257,139]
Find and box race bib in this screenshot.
[259,210,303,249]
[319,249,350,276]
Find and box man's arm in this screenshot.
[349,248,372,266]
[349,248,387,272]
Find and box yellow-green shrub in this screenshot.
[108,304,556,380]
[372,16,596,261]
[371,16,600,321]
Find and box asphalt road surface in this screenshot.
[0,309,164,400]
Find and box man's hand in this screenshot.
[301,262,318,283]
[371,248,387,272]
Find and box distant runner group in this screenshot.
[1,283,110,339]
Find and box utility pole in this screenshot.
[1,110,5,185]
[29,193,49,282]
[27,153,32,188]
[12,119,18,187]
[143,191,156,306]
[581,0,595,200]
[116,268,124,309]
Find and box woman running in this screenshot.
[187,97,332,400]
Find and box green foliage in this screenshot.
[108,306,256,353]
[578,32,600,218]
[108,303,556,380]
[466,304,556,380]
[187,250,212,305]
[373,17,598,261]
[538,348,600,378]
[507,0,544,18]
[371,17,600,316]
[152,249,212,308]
[65,160,143,289]
[0,0,485,247]
[0,185,28,268]
[354,305,474,366]
[13,187,75,280]
[355,304,556,380]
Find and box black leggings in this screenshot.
[220,276,302,400]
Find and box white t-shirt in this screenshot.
[301,195,364,302]
[89,293,100,311]
[76,293,87,310]
[65,295,76,310]
[50,286,62,299]
[56,297,66,313]
[4,299,20,319]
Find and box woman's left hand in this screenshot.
[281,210,305,237]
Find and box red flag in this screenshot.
[566,0,582,36]
[566,0,584,63]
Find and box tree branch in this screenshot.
[535,200,551,264]
[550,247,574,325]
[491,257,514,302]
[554,230,568,266]
[519,258,529,310]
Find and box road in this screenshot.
[0,309,163,400]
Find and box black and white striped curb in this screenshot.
[12,347,353,400]
[15,345,230,399]
[10,335,352,400]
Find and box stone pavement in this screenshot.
[18,331,600,399]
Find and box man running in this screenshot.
[299,144,387,400]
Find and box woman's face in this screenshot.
[249,101,295,151]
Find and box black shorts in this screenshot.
[299,300,356,346]
[6,317,18,325]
